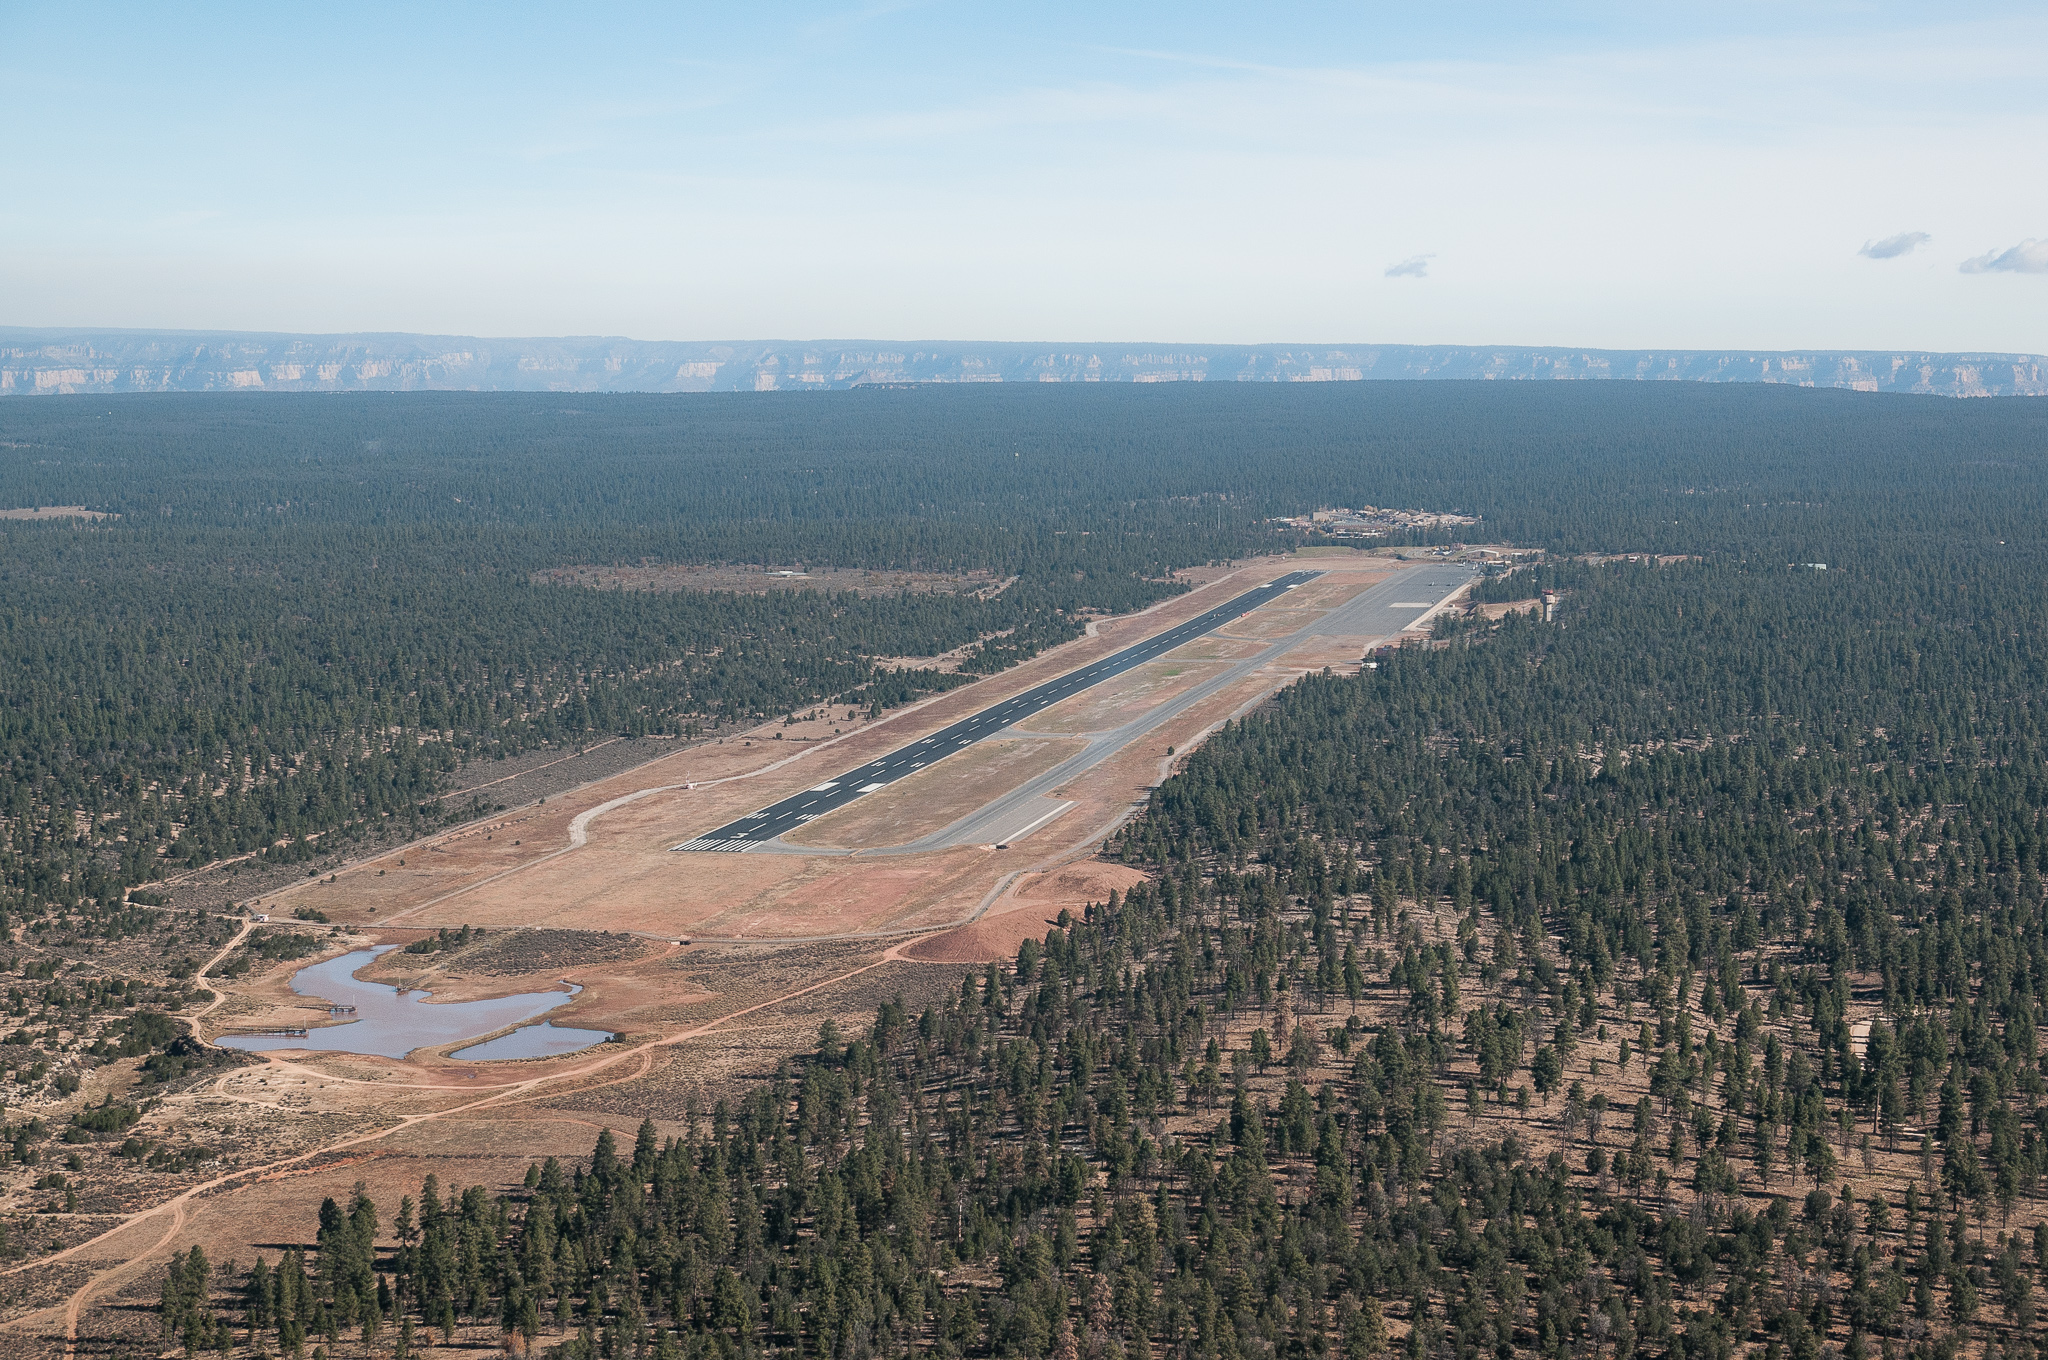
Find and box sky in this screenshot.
[3,2,2045,352]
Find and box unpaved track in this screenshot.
[192,919,253,1018]
[10,562,1337,1351]
[366,567,1302,928]
[244,709,924,928]
[384,568,1350,939]
[3,940,928,1351]
[10,919,256,1359]
[372,701,962,927]
[160,563,1255,925]
[441,737,622,800]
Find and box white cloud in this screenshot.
[1859,231,1929,259]
[1959,239,2048,274]
[1385,255,1433,279]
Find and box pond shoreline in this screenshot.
[216,945,605,1061]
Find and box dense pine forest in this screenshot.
[4,384,2042,918]
[117,384,2048,1359]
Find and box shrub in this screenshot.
[72,1104,140,1134]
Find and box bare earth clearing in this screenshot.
[532,563,1011,597]
[0,550,1485,1358]
[0,506,110,521]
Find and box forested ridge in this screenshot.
[137,385,2048,1359]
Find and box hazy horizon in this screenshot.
[7,324,2048,357]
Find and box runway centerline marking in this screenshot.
[673,570,1323,853]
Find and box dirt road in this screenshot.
[2,936,931,1351]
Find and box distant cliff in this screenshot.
[3,328,2043,397]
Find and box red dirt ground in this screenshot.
[3,550,1506,1360]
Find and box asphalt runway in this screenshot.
[874,561,1477,854]
[674,570,1324,852]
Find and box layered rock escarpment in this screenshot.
[4,329,2042,396]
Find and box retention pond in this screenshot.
[451,1021,615,1061]
[218,946,601,1060]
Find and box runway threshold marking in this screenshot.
[672,570,1323,852]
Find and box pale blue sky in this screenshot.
[4,2,2044,350]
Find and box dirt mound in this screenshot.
[901,918,1044,964]
[908,860,1156,961]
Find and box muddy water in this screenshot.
[218,946,579,1059]
[451,1021,613,1061]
